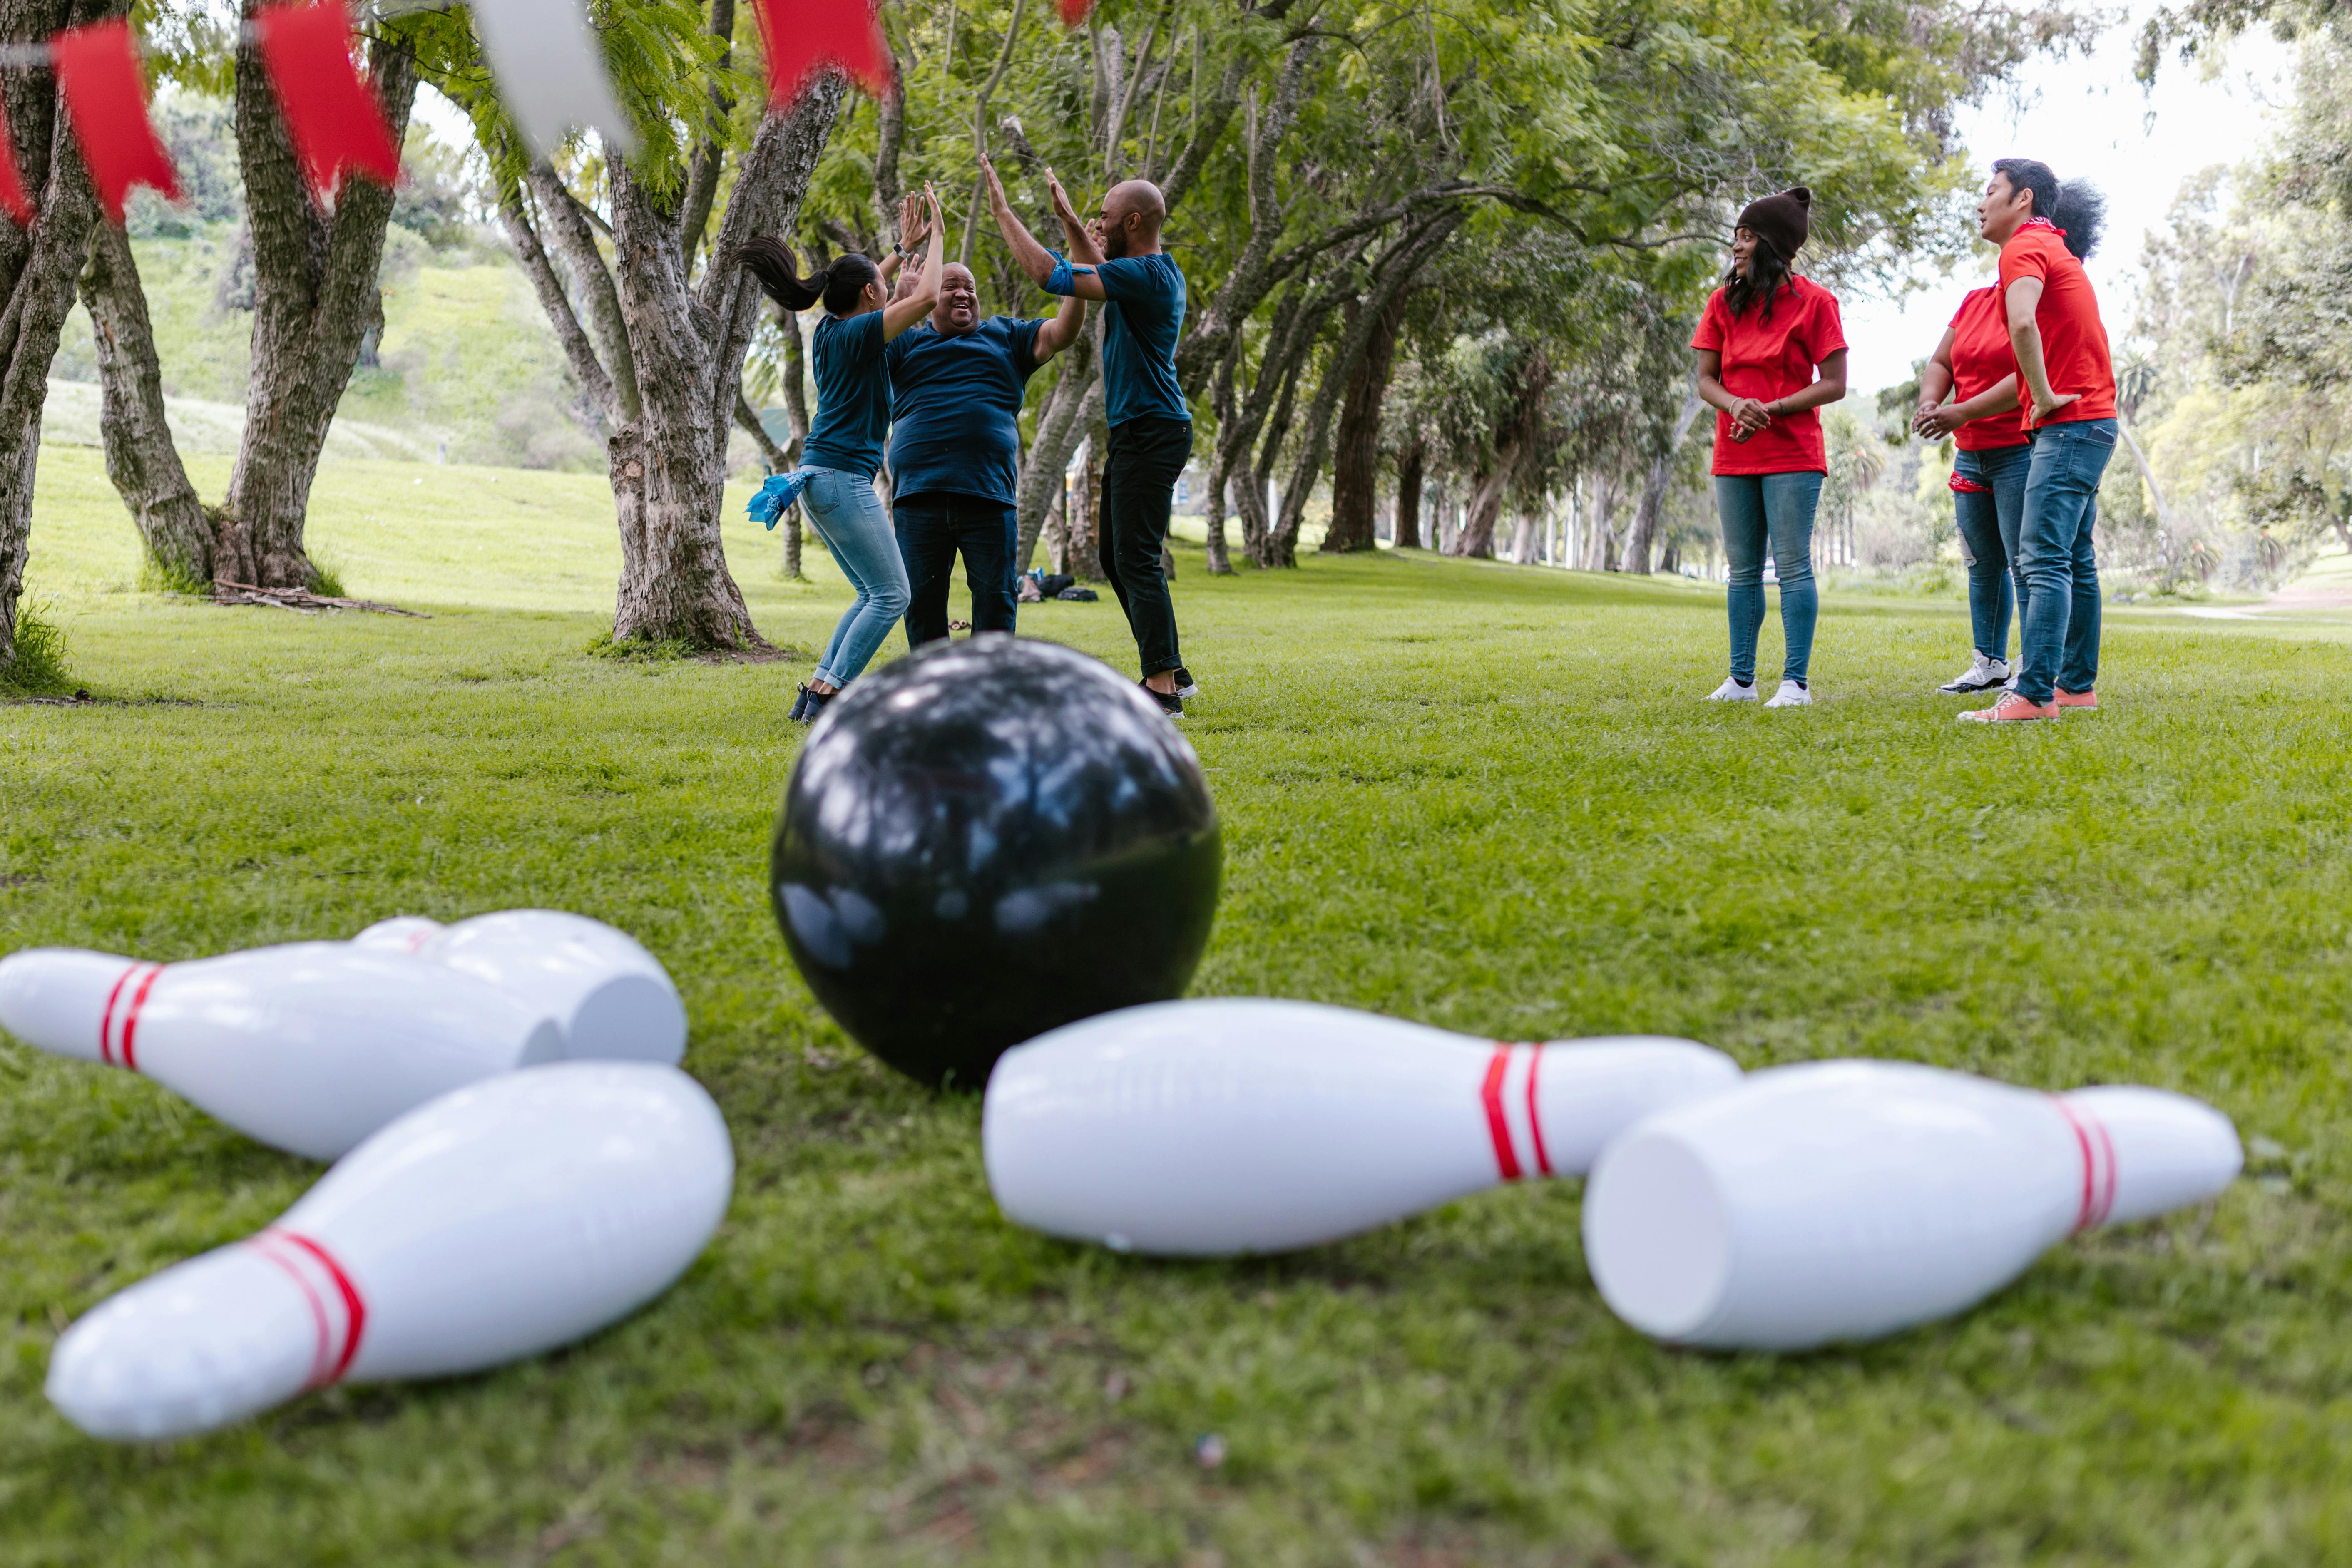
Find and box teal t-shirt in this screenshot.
[885,317,1046,504]
[799,310,891,480]
[1095,254,1189,427]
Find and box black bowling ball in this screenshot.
[770,635,1221,1088]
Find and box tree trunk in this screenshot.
[218,18,420,589]
[1067,427,1105,580]
[603,82,843,647]
[1618,391,1702,577]
[1509,508,1537,563]
[80,221,214,586]
[1582,474,1620,571]
[776,304,809,579]
[1014,334,1096,570]
[1393,438,1423,549]
[677,0,738,270]
[1454,452,1515,559]
[1320,291,1404,554]
[1273,212,1458,565]
[1042,484,1068,572]
[0,1,105,665]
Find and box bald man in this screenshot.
[885,251,1088,648]
[982,155,1196,717]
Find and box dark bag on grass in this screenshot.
[1056,586,1099,602]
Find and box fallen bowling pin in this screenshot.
[352,910,686,1065]
[0,944,560,1160]
[46,1060,733,1441]
[982,998,1741,1255]
[1582,1060,2244,1352]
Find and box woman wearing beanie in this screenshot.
[1691,186,1848,708]
[741,185,945,725]
[1957,159,2114,724]
[1914,283,2030,695]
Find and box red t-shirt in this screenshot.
[1947,286,2026,451]
[1996,222,2115,426]
[1691,276,1847,475]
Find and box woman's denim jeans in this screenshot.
[1715,470,1823,685]
[1952,442,2032,661]
[801,467,910,688]
[2015,418,2116,704]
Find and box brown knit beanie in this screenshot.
[1735,186,1812,261]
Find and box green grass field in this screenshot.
[6,445,2352,1566]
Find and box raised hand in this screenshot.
[898,190,927,250]
[1044,168,1085,236]
[977,151,1007,206]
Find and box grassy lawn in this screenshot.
[6,445,2352,1566]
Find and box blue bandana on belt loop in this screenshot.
[748,470,813,529]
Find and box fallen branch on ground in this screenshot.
[211,582,428,617]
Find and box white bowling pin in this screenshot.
[0,944,560,1160]
[348,915,441,954]
[46,1061,733,1441]
[353,910,686,1065]
[983,998,1741,1255]
[1582,1060,2243,1352]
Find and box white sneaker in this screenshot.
[1705,678,1759,703]
[1764,680,1812,708]
[1938,654,2011,694]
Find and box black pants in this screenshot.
[1100,416,1193,678]
[893,491,1019,649]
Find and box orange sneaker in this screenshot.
[2053,688,2098,710]
[1957,693,2058,723]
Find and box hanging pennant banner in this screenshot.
[0,101,33,226]
[252,0,403,204]
[52,19,183,224]
[751,0,892,107]
[1057,0,1096,25]
[470,0,638,159]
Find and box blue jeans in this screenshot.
[2015,419,2114,704]
[894,492,1017,648]
[1952,443,2031,661]
[1715,471,1822,685]
[801,467,909,688]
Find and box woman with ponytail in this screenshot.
[1957,160,2115,724]
[1691,186,1848,708]
[741,183,944,723]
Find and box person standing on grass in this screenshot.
[1692,186,1848,708]
[1914,284,2031,695]
[1959,159,2114,724]
[980,153,1197,718]
[742,185,944,726]
[884,242,1088,650]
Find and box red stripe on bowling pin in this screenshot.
[96,962,162,1070]
[1482,1046,1522,1180]
[117,964,163,1073]
[1482,1044,1555,1182]
[96,964,136,1066]
[245,1229,369,1385]
[1524,1046,1554,1177]
[246,1233,336,1385]
[2053,1097,2119,1233]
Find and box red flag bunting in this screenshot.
[750,0,893,108]
[0,101,34,226]
[1057,0,1097,25]
[53,20,182,225]
[253,1,403,205]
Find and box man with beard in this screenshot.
[980,154,1196,716]
[885,233,1088,648]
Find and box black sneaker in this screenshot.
[1139,680,1183,718]
[1172,666,1200,699]
[798,688,835,726]
[789,683,813,722]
